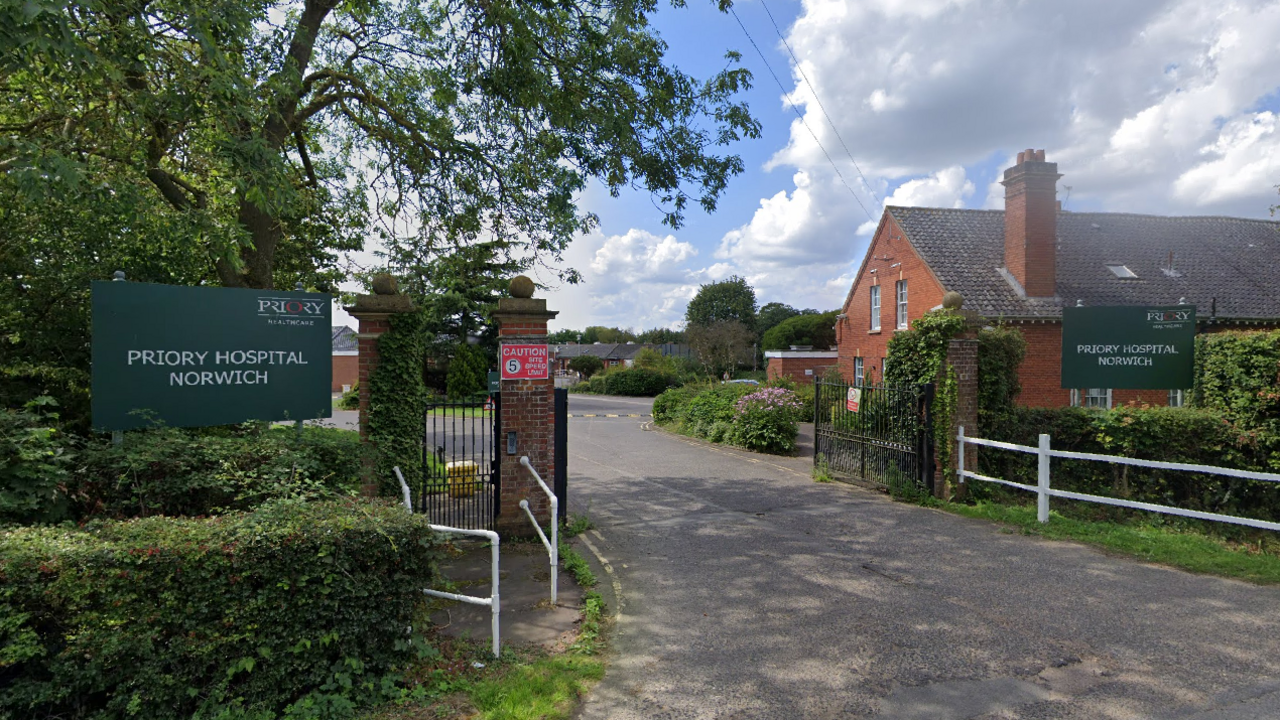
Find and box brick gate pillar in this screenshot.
[344,275,414,496]
[940,334,979,500]
[491,277,558,538]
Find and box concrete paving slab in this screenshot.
[429,540,584,648]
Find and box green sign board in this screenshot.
[1061,305,1195,390]
[92,281,333,430]
[488,371,500,394]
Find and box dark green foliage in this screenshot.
[368,312,428,496]
[760,310,839,350]
[602,368,675,397]
[978,405,1278,524]
[338,381,360,411]
[13,426,362,525]
[0,499,442,719]
[635,327,685,344]
[0,364,92,434]
[756,302,802,339]
[976,324,1027,433]
[684,276,758,332]
[568,355,604,379]
[1192,331,1280,443]
[653,382,800,454]
[883,309,966,387]
[445,343,489,400]
[0,398,73,525]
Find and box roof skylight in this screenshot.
[1106,264,1138,279]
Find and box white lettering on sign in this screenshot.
[169,370,269,386]
[500,344,549,380]
[127,350,308,366]
[1076,344,1178,355]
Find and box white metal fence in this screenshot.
[395,467,501,657]
[519,455,559,605]
[956,427,1280,532]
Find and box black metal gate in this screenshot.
[420,395,500,529]
[813,379,935,492]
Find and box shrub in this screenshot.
[568,355,604,379]
[682,383,754,436]
[0,499,443,720]
[977,324,1026,433]
[767,376,815,423]
[0,397,73,525]
[732,387,804,454]
[652,384,700,424]
[445,342,488,400]
[369,311,428,496]
[602,367,675,396]
[338,381,360,410]
[977,405,1278,524]
[68,426,364,522]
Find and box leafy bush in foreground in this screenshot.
[0,499,442,720]
[732,387,804,454]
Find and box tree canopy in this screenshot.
[761,310,838,351]
[685,275,757,331]
[3,0,759,295]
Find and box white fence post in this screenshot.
[956,425,966,484]
[1037,434,1051,524]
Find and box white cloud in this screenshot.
[883,166,974,208]
[540,228,703,331]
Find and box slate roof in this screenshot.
[332,325,358,352]
[887,206,1280,321]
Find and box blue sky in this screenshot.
[339,0,1280,333]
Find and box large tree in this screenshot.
[2,0,760,291]
[684,275,757,331]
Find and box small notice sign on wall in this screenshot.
[846,387,862,413]
[501,344,549,380]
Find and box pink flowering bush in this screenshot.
[732,387,803,454]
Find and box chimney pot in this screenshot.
[1002,148,1062,298]
[1035,149,1045,162]
[1025,148,1035,161]
[1017,151,1025,164]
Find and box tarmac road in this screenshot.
[566,394,1280,719]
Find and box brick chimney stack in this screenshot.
[1001,148,1062,298]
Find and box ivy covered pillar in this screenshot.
[934,292,981,500]
[344,274,417,497]
[491,276,558,539]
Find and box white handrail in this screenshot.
[518,455,558,605]
[394,467,501,657]
[955,427,1280,533]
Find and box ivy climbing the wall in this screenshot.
[976,323,1027,435]
[884,310,966,387]
[368,309,428,495]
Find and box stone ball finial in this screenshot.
[509,275,535,299]
[942,291,964,310]
[371,273,398,295]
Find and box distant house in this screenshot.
[551,343,692,374]
[836,148,1280,408]
[332,326,358,392]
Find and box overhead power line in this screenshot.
[756,0,882,207]
[727,5,877,224]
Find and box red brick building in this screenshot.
[331,325,358,392]
[765,350,837,383]
[836,149,1280,408]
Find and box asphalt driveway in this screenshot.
[566,395,1280,719]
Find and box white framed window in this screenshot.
[1070,389,1080,407]
[854,357,864,386]
[1084,388,1111,409]
[895,280,908,329]
[869,285,881,331]
[1169,389,1185,408]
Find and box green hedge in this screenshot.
[3,424,364,525]
[1193,330,1280,446]
[574,367,676,396]
[0,499,442,719]
[979,405,1277,524]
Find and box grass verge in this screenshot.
[944,500,1280,585]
